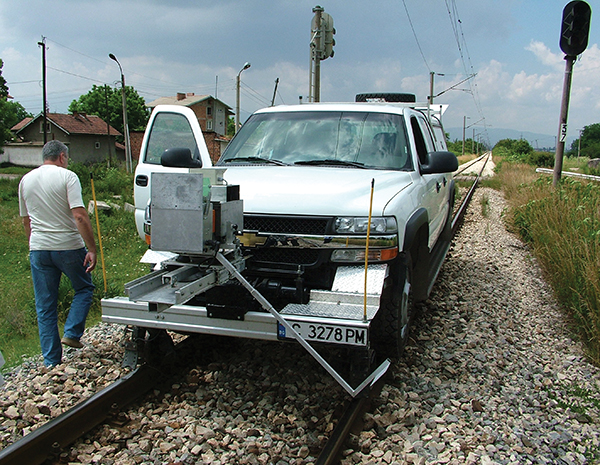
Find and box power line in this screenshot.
[401,0,431,73]
[240,82,271,107]
[46,38,107,65]
[444,0,490,146]
[6,80,39,85]
[48,66,107,85]
[45,36,234,100]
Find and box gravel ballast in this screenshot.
[1,187,599,464]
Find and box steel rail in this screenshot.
[452,152,490,234]
[0,364,162,465]
[453,152,489,177]
[315,373,388,465]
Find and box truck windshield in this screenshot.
[220,111,412,170]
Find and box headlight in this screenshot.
[334,217,397,234]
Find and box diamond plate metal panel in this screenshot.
[282,301,379,321]
[332,264,387,294]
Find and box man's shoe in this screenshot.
[61,337,83,349]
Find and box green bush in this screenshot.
[527,151,554,168]
[69,162,134,204]
[68,162,91,191]
[582,164,600,177]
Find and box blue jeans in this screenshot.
[30,248,95,366]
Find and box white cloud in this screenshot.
[525,40,563,69]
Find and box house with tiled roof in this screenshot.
[3,112,122,166]
[146,93,233,163]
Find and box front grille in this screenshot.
[244,215,331,235]
[247,248,324,266]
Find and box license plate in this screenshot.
[278,321,367,346]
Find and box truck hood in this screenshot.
[222,166,413,217]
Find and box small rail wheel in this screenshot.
[143,328,175,367]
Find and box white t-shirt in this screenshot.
[19,164,85,251]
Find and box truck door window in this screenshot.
[410,116,429,166]
[144,112,200,165]
[417,116,436,152]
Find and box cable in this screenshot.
[46,38,107,65]
[401,0,431,73]
[240,82,271,107]
[47,66,107,85]
[444,0,490,147]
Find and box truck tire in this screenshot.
[355,93,417,103]
[371,254,413,359]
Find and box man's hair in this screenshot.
[42,140,69,161]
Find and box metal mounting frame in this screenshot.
[215,252,390,397]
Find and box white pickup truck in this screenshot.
[103,93,457,388]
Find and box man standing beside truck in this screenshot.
[18,140,97,367]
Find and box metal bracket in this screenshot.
[121,327,139,369]
[215,252,390,397]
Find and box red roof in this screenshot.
[11,117,32,132]
[13,113,121,136]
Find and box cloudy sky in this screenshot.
[1,0,598,148]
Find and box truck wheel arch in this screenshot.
[402,208,430,302]
[402,208,429,253]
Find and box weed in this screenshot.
[480,194,490,218]
[501,162,600,365]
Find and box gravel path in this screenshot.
[1,187,599,464]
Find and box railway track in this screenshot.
[0,154,491,465]
[314,152,492,464]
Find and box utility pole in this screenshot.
[462,115,469,157]
[271,78,279,106]
[429,71,435,104]
[309,5,334,103]
[109,54,132,173]
[104,85,112,167]
[38,37,47,145]
[309,6,323,102]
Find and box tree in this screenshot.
[0,59,8,99]
[69,84,150,136]
[227,116,235,136]
[493,138,535,163]
[568,123,600,159]
[494,138,534,155]
[0,59,33,151]
[446,136,488,157]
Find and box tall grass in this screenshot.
[499,160,600,364]
[0,164,148,369]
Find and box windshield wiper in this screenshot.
[222,157,287,166]
[294,159,366,168]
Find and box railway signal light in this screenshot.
[322,12,335,60]
[559,1,592,56]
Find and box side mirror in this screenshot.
[421,151,458,174]
[161,147,202,168]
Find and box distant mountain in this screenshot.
[446,127,576,151]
